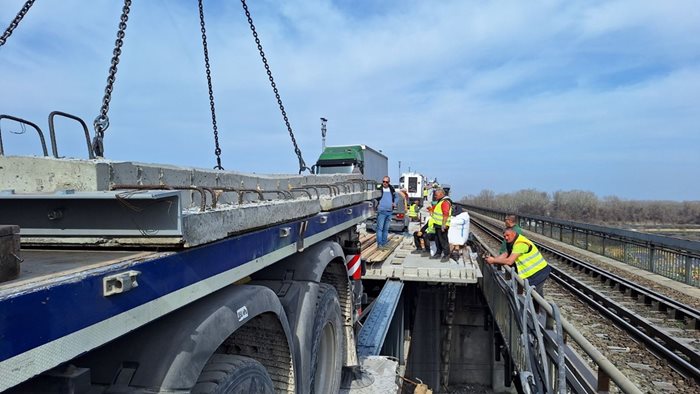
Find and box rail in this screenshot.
[461,204,700,288]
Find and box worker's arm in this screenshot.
[416,223,428,236]
[440,202,450,231]
[486,252,519,266]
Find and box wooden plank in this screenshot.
[360,235,376,250]
[361,242,379,261]
[367,236,402,262]
[359,233,375,244]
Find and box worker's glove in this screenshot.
[441,225,447,232]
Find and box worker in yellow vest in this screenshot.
[411,216,435,255]
[430,187,452,262]
[486,228,552,296]
[408,201,419,221]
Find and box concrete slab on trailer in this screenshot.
[0,156,369,191]
[0,156,379,208]
[0,157,379,247]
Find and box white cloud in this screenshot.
[1,0,698,200]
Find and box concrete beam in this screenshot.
[182,198,320,247]
[0,157,378,247]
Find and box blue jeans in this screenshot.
[376,210,392,246]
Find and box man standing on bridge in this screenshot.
[430,187,452,262]
[486,228,551,296]
[375,176,395,250]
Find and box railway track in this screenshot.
[469,215,700,392]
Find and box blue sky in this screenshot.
[1,0,698,201]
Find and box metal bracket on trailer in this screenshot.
[0,189,182,239]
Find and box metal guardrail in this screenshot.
[472,238,643,394]
[462,204,700,288]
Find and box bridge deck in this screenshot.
[362,218,482,284]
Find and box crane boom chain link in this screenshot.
[198,0,224,170]
[92,0,132,158]
[0,0,36,47]
[240,0,310,174]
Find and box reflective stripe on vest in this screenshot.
[431,198,452,226]
[513,236,548,279]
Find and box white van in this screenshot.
[399,172,426,205]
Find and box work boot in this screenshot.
[411,249,423,255]
[420,251,431,257]
[440,255,450,263]
[429,254,441,260]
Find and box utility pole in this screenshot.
[398,160,401,179]
[320,117,327,152]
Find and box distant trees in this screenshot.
[460,189,700,225]
[512,189,550,216]
[552,190,598,221]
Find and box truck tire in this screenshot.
[192,354,275,394]
[310,283,344,394]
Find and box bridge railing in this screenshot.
[460,204,700,288]
[471,237,642,394]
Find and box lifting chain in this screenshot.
[92,0,132,158]
[198,0,224,170]
[240,0,311,175]
[0,0,36,47]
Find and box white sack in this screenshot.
[448,212,470,246]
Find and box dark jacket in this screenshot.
[375,183,396,207]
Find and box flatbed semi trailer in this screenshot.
[0,156,378,393]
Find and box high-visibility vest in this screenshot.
[431,197,452,227]
[423,189,428,198]
[409,204,419,218]
[512,235,548,279]
[426,217,436,234]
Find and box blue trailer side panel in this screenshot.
[0,202,372,391]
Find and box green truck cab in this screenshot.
[314,145,388,183]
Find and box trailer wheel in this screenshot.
[310,283,344,394]
[192,354,275,394]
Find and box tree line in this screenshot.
[460,189,700,225]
